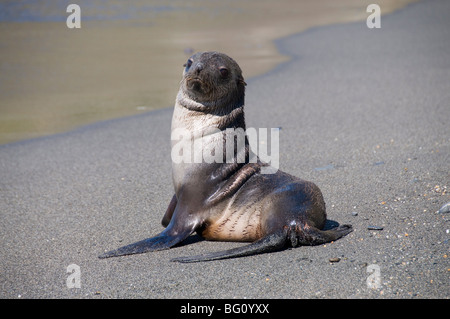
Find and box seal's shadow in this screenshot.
[173,234,205,248]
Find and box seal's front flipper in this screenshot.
[161,194,177,227]
[99,224,194,259]
[171,230,287,263]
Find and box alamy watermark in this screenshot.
[66,264,81,288]
[66,4,381,30]
[171,127,279,174]
[366,264,381,289]
[367,4,381,29]
[66,4,81,29]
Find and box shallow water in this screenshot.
[0,0,417,145]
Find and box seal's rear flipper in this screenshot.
[171,230,287,263]
[295,224,353,246]
[99,227,193,259]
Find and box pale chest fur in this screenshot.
[171,99,226,191]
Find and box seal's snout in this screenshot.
[188,78,203,92]
[194,62,204,74]
[185,74,204,92]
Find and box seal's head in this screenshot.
[180,51,246,113]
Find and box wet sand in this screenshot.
[0,0,416,145]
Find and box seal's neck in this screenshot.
[171,90,251,201]
[173,90,246,132]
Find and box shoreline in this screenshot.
[0,0,418,145]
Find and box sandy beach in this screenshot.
[1,0,449,302]
[0,0,416,145]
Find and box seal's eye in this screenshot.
[219,67,229,78]
[183,59,193,70]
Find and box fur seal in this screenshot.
[99,51,352,262]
